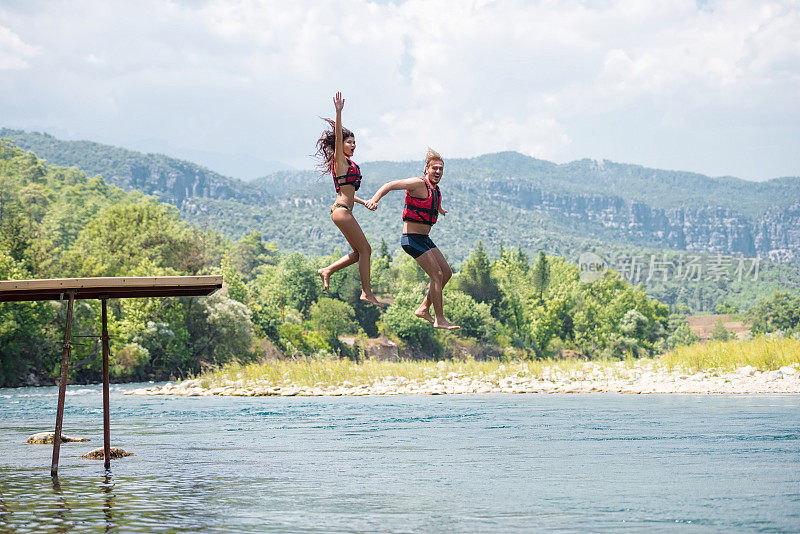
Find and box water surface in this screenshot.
[1,385,799,532]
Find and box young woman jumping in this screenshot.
[366,149,460,330]
[315,92,383,307]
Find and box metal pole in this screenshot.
[51,291,75,477]
[101,298,111,470]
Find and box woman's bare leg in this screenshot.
[415,247,452,324]
[318,251,358,291]
[415,249,459,330]
[328,209,383,306]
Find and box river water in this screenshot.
[1,384,798,532]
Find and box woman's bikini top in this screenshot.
[331,156,361,192]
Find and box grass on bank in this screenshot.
[193,357,612,389]
[190,337,800,389]
[660,336,800,372]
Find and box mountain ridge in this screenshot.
[3,128,798,264]
[0,128,272,207]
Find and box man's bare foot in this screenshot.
[360,292,385,307]
[433,318,460,330]
[414,308,434,324]
[318,269,330,292]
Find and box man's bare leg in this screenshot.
[415,250,459,330]
[414,292,434,324]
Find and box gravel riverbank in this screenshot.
[127,361,800,396]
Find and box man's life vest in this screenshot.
[332,157,361,192]
[402,178,441,226]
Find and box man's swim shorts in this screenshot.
[400,233,437,259]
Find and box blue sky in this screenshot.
[1,0,799,181]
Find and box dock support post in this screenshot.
[101,298,111,470]
[51,291,75,477]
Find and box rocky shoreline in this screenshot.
[126,361,800,396]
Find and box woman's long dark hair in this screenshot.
[314,118,354,175]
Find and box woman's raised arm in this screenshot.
[332,91,346,177]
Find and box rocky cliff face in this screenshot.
[483,181,798,261]
[126,161,260,207]
[755,203,800,262]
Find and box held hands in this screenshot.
[365,197,380,211]
[333,91,345,111]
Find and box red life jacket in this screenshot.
[331,156,361,192]
[402,178,441,226]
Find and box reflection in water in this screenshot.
[50,475,72,533]
[102,473,115,533]
[0,496,8,529]
[0,470,220,533]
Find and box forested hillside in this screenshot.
[1,141,708,387]
[4,128,798,266]
[2,129,799,314]
[247,157,800,262]
[0,129,271,207]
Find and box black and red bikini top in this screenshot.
[402,178,441,226]
[331,156,361,192]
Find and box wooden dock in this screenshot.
[0,275,222,476]
[0,276,222,301]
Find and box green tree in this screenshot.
[571,269,668,358]
[371,238,395,295]
[396,251,429,287]
[381,289,436,348]
[747,292,800,335]
[491,247,530,341]
[379,237,390,259]
[616,309,651,356]
[531,251,550,303]
[0,250,57,386]
[529,294,572,355]
[276,253,318,315]
[661,314,699,350]
[308,298,357,346]
[230,230,278,281]
[710,318,732,341]
[221,252,248,303]
[277,323,331,356]
[455,242,503,316]
[715,302,739,314]
[321,252,381,337]
[186,293,255,368]
[247,266,284,340]
[66,201,207,276]
[444,290,494,340]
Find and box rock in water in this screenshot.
[26,432,91,444]
[80,447,135,459]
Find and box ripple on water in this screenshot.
[0,470,225,533]
[1,386,799,532]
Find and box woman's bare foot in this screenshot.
[414,307,434,324]
[318,269,330,292]
[433,317,460,330]
[360,292,385,307]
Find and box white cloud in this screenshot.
[0,0,798,179]
[0,25,37,70]
[591,1,797,97]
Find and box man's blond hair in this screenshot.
[425,147,443,168]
